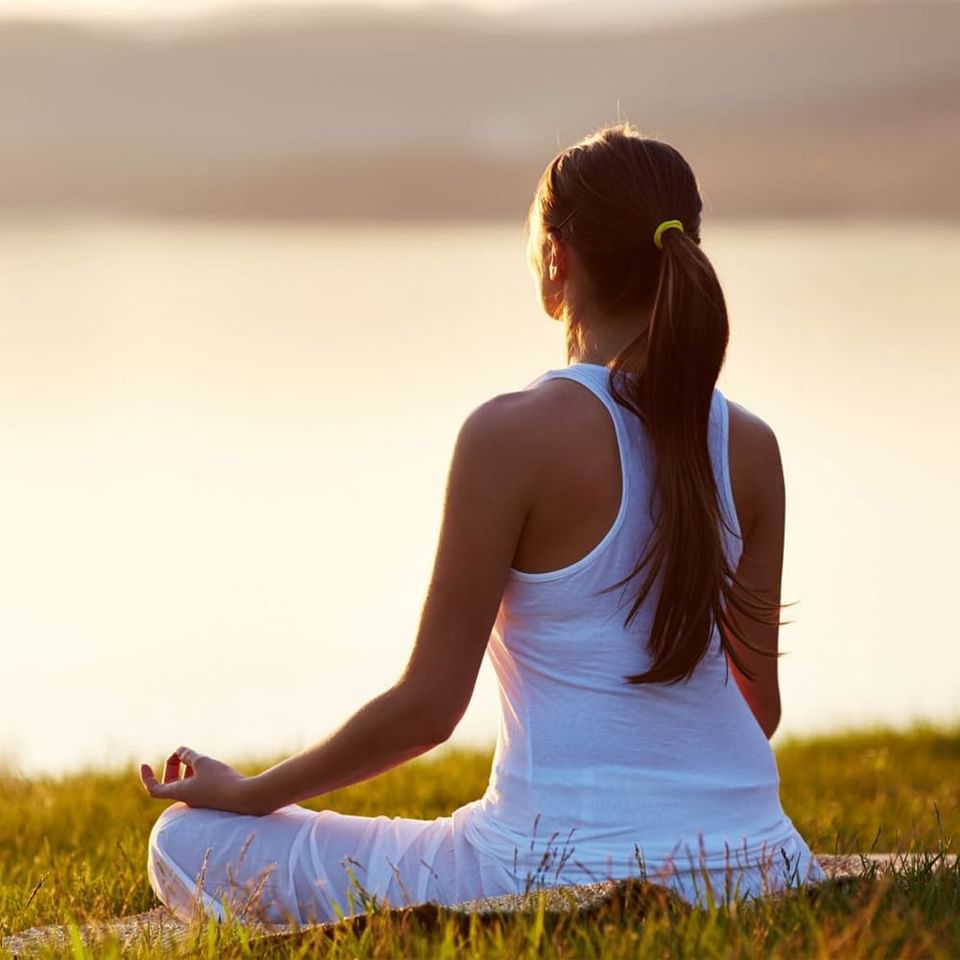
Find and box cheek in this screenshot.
[525,244,543,287]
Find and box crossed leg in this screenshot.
[147,801,459,925]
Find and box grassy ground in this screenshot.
[1,724,958,957]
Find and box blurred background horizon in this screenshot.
[2,0,958,776]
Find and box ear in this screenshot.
[546,231,565,280]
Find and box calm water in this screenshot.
[1,218,958,776]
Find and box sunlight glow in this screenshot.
[0,0,825,24]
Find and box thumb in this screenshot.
[140,762,180,800]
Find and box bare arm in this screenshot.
[141,394,536,814]
[722,403,784,739]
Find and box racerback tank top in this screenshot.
[458,361,815,891]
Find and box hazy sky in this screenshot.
[0,0,823,24]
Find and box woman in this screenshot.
[142,122,824,925]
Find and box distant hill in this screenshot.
[0,0,958,220]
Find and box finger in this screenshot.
[163,752,183,784]
[141,762,175,798]
[175,746,201,774]
[141,763,185,801]
[140,762,159,794]
[175,745,200,765]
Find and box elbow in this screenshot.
[414,710,456,748]
[394,682,461,748]
[421,704,462,746]
[426,719,457,747]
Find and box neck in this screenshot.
[564,306,651,367]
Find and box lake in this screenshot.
[1,217,957,775]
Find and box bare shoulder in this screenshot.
[460,384,552,448]
[459,377,595,453]
[454,377,607,509]
[452,384,559,489]
[725,398,784,538]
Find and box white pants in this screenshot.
[147,801,502,925]
[147,801,826,924]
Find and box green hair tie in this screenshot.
[653,219,684,250]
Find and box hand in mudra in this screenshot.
[140,746,255,814]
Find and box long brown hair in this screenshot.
[530,122,780,685]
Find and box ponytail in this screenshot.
[605,228,775,684]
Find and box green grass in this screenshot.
[1,724,958,958]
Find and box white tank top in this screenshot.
[461,361,804,883]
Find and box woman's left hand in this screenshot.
[140,746,260,815]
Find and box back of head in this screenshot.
[530,123,706,318]
[529,122,778,685]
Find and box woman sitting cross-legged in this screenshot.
[141,121,825,926]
